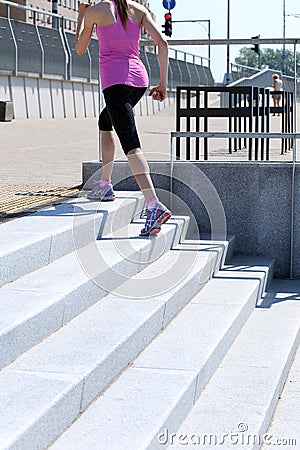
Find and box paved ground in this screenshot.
[0,101,298,188]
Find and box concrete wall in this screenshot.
[82,161,300,279]
[0,73,175,119]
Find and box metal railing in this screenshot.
[175,86,295,161]
[0,0,212,86]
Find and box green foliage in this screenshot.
[235,47,300,76]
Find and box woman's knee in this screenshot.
[98,108,113,131]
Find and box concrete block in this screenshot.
[0,231,52,286]
[24,77,40,118]
[145,94,151,115]
[136,216,189,270]
[0,220,161,366]
[261,385,300,449]
[73,231,145,301]
[260,282,300,448]
[0,100,13,121]
[133,100,141,116]
[50,80,64,118]
[140,95,147,116]
[222,255,275,299]
[95,220,168,273]
[93,161,300,278]
[10,76,27,118]
[82,161,172,193]
[221,305,300,370]
[62,82,75,118]
[83,83,95,117]
[1,210,176,361]
[170,366,280,450]
[67,217,185,321]
[38,78,53,118]
[191,276,260,306]
[171,288,300,449]
[198,233,236,265]
[112,243,220,325]
[293,167,300,279]
[0,193,144,274]
[11,296,165,411]
[135,277,259,399]
[0,370,83,450]
[73,83,85,118]
[0,289,65,368]
[0,75,11,101]
[92,84,99,114]
[50,368,197,450]
[153,98,159,114]
[3,249,106,321]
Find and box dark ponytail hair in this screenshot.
[115,0,129,29]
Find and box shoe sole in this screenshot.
[87,196,115,201]
[140,210,172,236]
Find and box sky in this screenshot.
[149,0,300,82]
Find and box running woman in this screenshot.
[76,0,172,236]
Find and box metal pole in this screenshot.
[171,19,211,66]
[226,0,230,84]
[289,40,297,279]
[7,5,18,75]
[170,134,174,211]
[283,0,286,74]
[208,19,211,67]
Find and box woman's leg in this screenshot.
[103,84,171,235]
[100,130,116,181]
[97,106,116,181]
[127,148,156,202]
[87,108,116,200]
[103,85,157,200]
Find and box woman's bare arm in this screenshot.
[76,3,95,55]
[141,9,169,101]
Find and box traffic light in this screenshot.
[162,12,172,37]
[251,35,260,54]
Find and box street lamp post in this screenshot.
[226,0,230,84]
[283,0,286,74]
[171,19,211,66]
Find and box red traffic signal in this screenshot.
[162,12,172,37]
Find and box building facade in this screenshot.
[0,0,154,36]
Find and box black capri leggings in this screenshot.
[98,84,147,155]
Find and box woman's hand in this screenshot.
[78,2,92,16]
[149,84,167,102]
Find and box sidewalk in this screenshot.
[0,102,298,188]
[0,104,175,188]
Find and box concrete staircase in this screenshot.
[0,191,298,450]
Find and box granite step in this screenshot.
[168,279,300,450]
[47,256,274,450]
[0,234,229,449]
[0,191,144,287]
[0,214,188,369]
[260,280,300,450]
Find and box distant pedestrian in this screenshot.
[75,0,171,236]
[272,73,283,116]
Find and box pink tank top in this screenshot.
[96,0,149,90]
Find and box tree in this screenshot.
[235,47,300,77]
